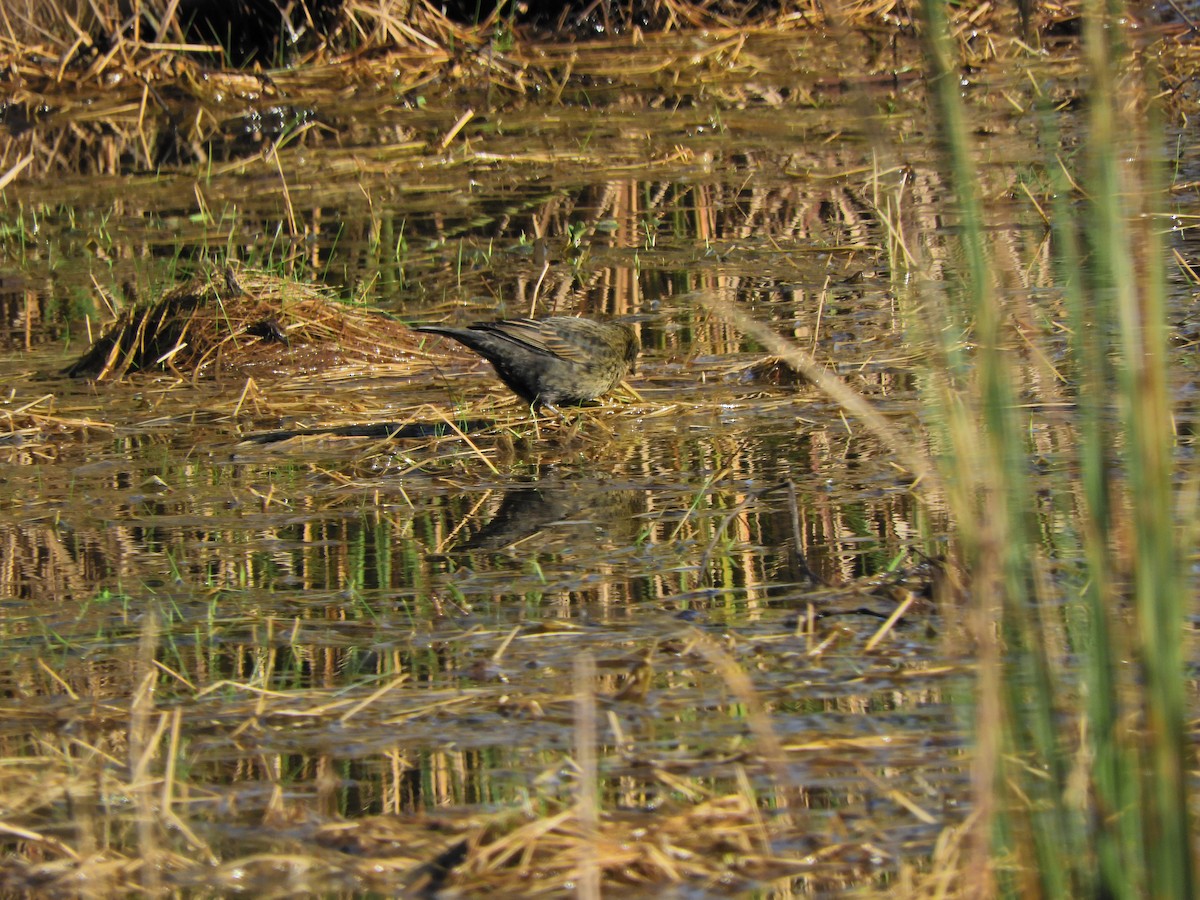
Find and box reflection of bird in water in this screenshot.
[412,316,639,409]
[456,486,573,552]
[451,481,643,555]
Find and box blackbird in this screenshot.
[413,316,639,408]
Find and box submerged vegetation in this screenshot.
[0,0,1197,896]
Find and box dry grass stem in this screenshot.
[696,289,938,490]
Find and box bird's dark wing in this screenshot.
[480,318,592,364]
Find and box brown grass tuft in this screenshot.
[64,264,425,381]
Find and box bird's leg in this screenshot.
[529,401,548,441]
[542,404,593,444]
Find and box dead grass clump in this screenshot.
[64,264,421,381]
[454,795,793,894]
[0,0,1077,81]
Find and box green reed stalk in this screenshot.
[1046,103,1143,898]
[921,0,1192,895]
[1081,5,1193,897]
[923,5,1077,895]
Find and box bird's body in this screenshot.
[413,316,639,408]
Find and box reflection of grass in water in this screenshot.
[0,479,948,894]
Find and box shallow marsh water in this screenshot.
[1,27,1198,896]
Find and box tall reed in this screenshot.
[919,0,1193,895]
